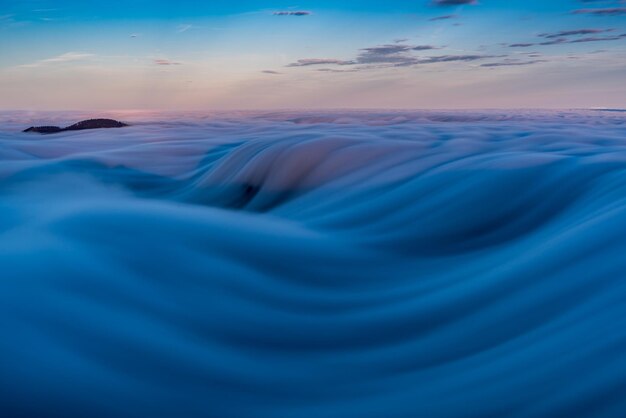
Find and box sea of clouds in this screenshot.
[1,109,626,417]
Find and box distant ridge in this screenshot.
[23,118,128,134]
[588,108,626,113]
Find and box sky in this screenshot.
[0,0,625,110]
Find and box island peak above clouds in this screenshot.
[23,118,128,134]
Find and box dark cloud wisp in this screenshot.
[430,14,457,21]
[273,11,312,16]
[481,59,546,68]
[572,8,626,16]
[538,28,613,38]
[433,0,477,6]
[286,58,355,67]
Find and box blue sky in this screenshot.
[1,0,625,109]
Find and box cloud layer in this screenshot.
[2,109,626,418]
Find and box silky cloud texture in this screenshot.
[1,109,626,418]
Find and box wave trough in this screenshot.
[1,110,626,418]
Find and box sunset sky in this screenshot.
[1,0,625,109]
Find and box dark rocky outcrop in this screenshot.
[22,126,64,134]
[23,119,128,134]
